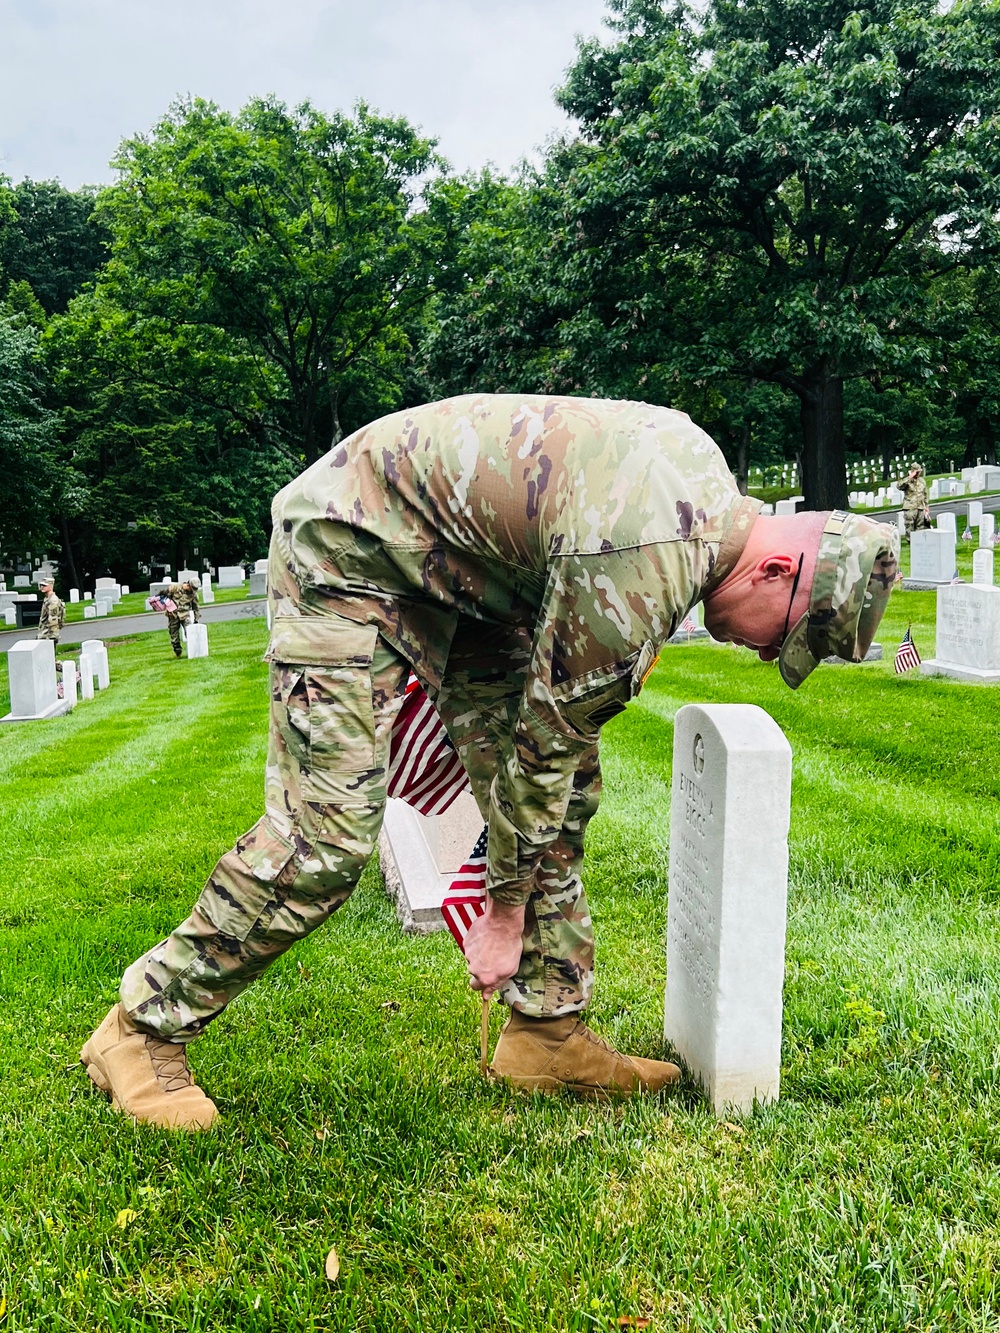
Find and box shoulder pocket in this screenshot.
[554,640,657,739]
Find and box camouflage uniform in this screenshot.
[898,473,930,537]
[165,582,201,657]
[37,589,65,648]
[122,395,760,1040]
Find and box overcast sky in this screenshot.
[0,0,612,190]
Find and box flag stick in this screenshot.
[480,992,491,1078]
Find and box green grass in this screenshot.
[3,600,1000,1331]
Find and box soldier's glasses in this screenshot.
[781,552,805,644]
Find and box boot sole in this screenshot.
[490,1069,671,1101]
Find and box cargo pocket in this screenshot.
[196,817,297,942]
[554,643,653,742]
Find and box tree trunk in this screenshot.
[59,511,80,590]
[798,363,848,510]
[736,422,750,495]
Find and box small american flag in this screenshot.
[440,824,489,951]
[387,675,471,815]
[963,526,973,541]
[951,569,962,584]
[679,614,697,636]
[894,626,921,674]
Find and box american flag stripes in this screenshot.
[386,675,471,815]
[440,825,489,951]
[951,569,962,584]
[679,614,697,636]
[894,626,921,674]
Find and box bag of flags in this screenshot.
[894,626,921,674]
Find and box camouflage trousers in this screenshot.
[903,506,931,537]
[166,613,189,656]
[120,615,598,1041]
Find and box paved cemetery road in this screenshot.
[0,598,267,655]
[870,492,1000,523]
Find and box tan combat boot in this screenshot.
[80,1004,219,1131]
[492,1010,681,1099]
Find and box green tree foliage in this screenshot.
[0,314,57,558]
[94,95,443,465]
[552,0,1000,506]
[0,179,108,314]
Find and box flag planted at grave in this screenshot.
[440,825,489,951]
[894,626,921,674]
[387,675,471,815]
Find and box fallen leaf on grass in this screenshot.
[614,1318,650,1328]
[115,1209,137,1230]
[721,1121,745,1136]
[325,1248,340,1284]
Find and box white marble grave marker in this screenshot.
[665,703,792,1114]
[70,588,80,603]
[61,659,78,709]
[937,511,956,534]
[79,654,95,699]
[981,514,995,548]
[973,549,995,586]
[921,584,1000,683]
[379,791,485,933]
[969,501,984,528]
[200,571,215,604]
[909,529,956,584]
[2,640,70,722]
[83,606,96,619]
[218,565,245,588]
[248,572,267,597]
[186,623,209,658]
[82,639,110,689]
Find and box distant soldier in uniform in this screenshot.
[163,578,201,657]
[897,465,931,539]
[82,395,899,1129]
[36,576,65,651]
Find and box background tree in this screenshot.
[555,0,1000,506]
[94,96,444,466]
[0,179,108,315]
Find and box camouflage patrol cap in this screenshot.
[38,575,54,587]
[778,510,899,690]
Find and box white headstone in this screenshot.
[218,565,245,588]
[921,584,1000,683]
[896,511,907,536]
[13,576,29,587]
[121,584,130,596]
[980,514,996,548]
[379,791,485,933]
[254,558,269,573]
[973,549,994,586]
[249,571,267,597]
[774,499,797,517]
[909,528,956,584]
[936,511,956,534]
[79,653,95,700]
[61,659,78,709]
[82,639,110,689]
[95,577,115,589]
[70,588,80,603]
[95,601,110,617]
[2,607,15,626]
[2,639,69,722]
[83,606,97,619]
[186,622,209,658]
[178,569,200,584]
[665,704,792,1114]
[969,501,984,527]
[84,591,92,600]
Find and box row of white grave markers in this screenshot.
[1,638,110,723]
[922,546,1000,684]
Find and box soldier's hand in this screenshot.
[465,898,525,998]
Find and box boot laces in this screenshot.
[145,1036,194,1093]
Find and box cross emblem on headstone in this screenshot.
[693,733,705,775]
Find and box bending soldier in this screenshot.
[82,394,899,1129]
[163,578,201,658]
